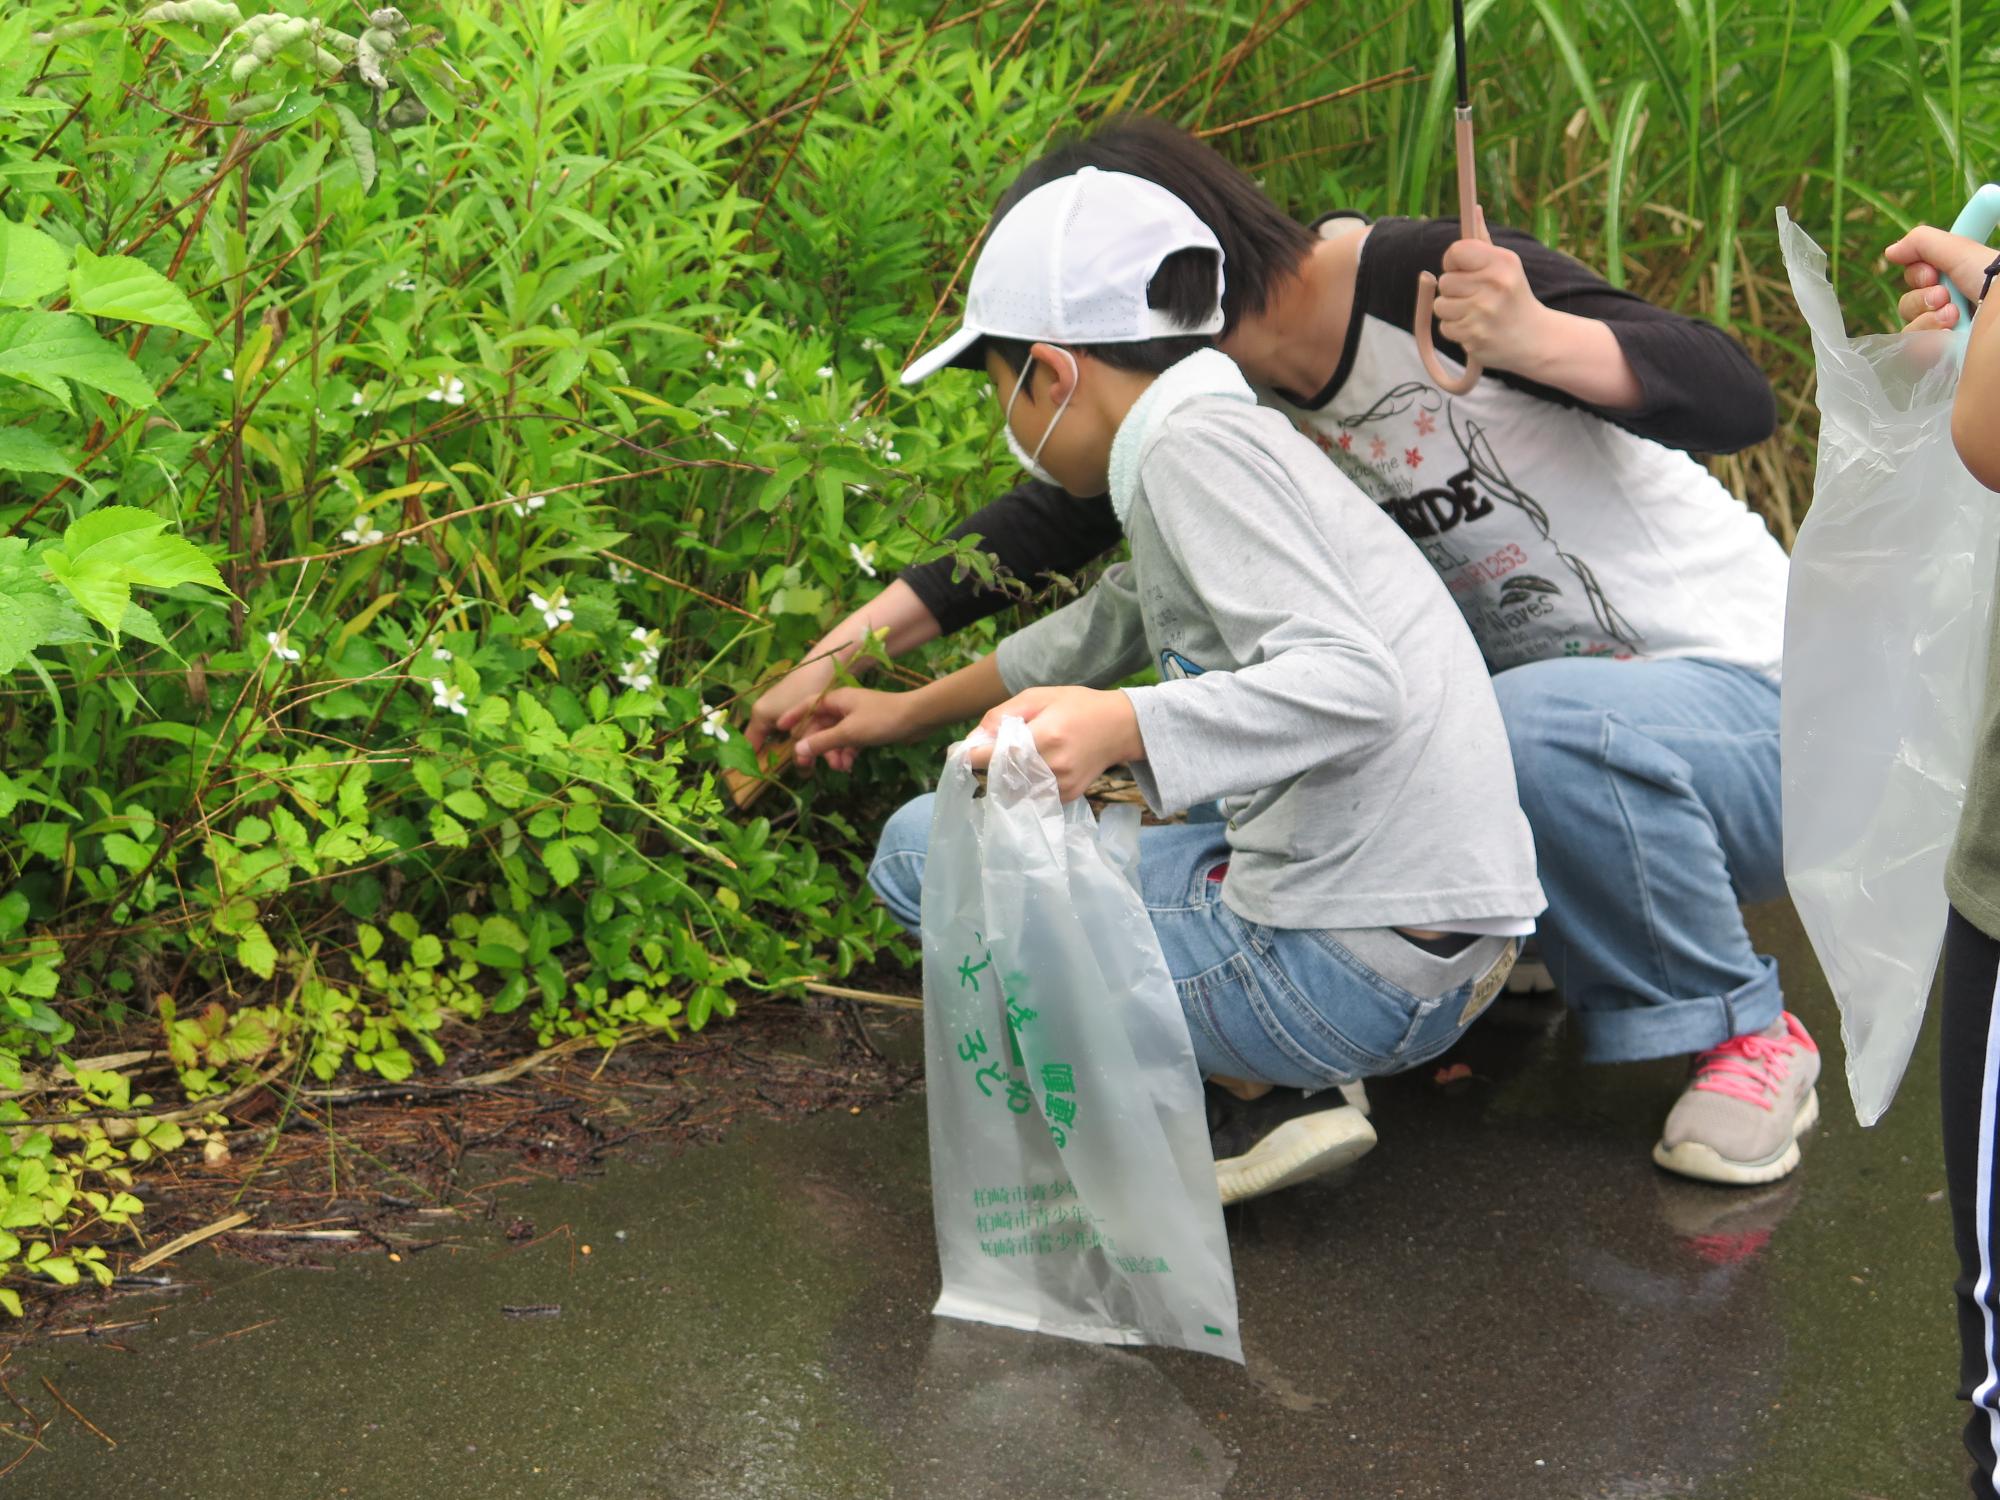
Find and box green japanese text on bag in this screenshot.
[919,717,1243,1361]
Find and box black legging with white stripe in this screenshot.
[1942,906,2000,1498]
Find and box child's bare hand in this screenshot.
[1433,229,1549,373]
[788,687,912,770]
[971,687,1141,803]
[751,655,838,758]
[1885,225,1997,332]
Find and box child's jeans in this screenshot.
[868,793,1517,1089]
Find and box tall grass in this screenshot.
[729,0,1994,540]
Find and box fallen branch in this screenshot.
[297,1032,613,1103]
[127,1209,253,1275]
[39,1377,115,1449]
[803,981,920,1012]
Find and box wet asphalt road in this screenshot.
[5,901,1969,1499]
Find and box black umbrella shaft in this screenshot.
[1452,0,1471,108]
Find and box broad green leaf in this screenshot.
[0,425,77,478]
[68,245,211,337]
[118,601,182,660]
[0,538,89,672]
[101,833,151,872]
[330,102,377,192]
[236,923,278,980]
[0,311,155,411]
[543,840,580,888]
[370,1044,414,1083]
[0,220,68,308]
[40,506,229,635]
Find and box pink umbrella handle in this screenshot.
[1416,107,1487,395]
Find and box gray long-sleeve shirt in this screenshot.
[994,353,1544,932]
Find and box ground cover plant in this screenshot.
[0,0,1991,1310]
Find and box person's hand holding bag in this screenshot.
[964,687,1142,803]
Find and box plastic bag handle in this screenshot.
[1946,184,2000,340]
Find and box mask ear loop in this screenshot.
[1004,347,1079,470]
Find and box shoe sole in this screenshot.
[1505,959,1556,995]
[1651,1086,1821,1186]
[1216,1107,1378,1206]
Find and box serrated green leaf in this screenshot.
[442,789,486,820]
[0,311,156,410]
[0,425,77,478]
[41,506,229,635]
[0,219,68,308]
[542,840,580,888]
[68,245,211,337]
[0,538,89,673]
[236,923,278,980]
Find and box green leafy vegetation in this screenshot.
[0,0,1991,1305]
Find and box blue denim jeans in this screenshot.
[1491,656,1785,1064]
[869,797,1512,1089]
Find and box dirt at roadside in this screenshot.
[1,991,922,1350]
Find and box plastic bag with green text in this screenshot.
[920,716,1242,1361]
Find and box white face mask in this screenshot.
[1002,347,1077,489]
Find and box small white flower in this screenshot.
[430,679,468,716]
[264,629,302,663]
[527,589,574,631]
[765,385,778,400]
[222,367,234,382]
[860,336,881,351]
[351,391,364,406]
[699,706,730,742]
[431,644,453,662]
[339,513,385,546]
[390,275,417,293]
[885,448,902,463]
[849,542,878,578]
[616,661,654,692]
[507,493,546,517]
[741,368,757,389]
[607,560,636,585]
[816,365,834,380]
[705,349,717,364]
[413,161,429,177]
[425,374,466,406]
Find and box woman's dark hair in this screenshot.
[992,115,1315,333]
[986,246,1220,383]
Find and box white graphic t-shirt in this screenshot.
[1260,215,1791,676]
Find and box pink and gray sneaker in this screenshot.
[1652,1012,1820,1185]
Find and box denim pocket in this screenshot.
[1250,925,1461,1078]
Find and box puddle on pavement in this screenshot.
[5,903,1969,1499]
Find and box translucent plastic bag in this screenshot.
[919,716,1242,1361]
[1779,196,2000,1125]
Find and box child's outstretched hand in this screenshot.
[786,687,912,770]
[1885,225,1997,332]
[969,687,1141,803]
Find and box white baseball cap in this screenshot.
[900,166,1227,386]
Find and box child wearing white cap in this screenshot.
[801,166,1544,1205]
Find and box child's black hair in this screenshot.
[992,115,1315,334]
[985,246,1220,387]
